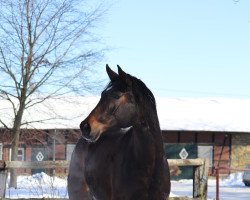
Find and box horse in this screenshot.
[68,65,170,200]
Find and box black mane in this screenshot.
[129,74,160,130]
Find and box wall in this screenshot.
[162,130,231,174]
[0,128,79,175]
[231,133,250,169]
[2,128,250,174]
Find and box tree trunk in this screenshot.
[9,99,26,188]
[9,122,22,188]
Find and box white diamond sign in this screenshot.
[179,148,188,159]
[36,152,44,161]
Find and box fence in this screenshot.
[168,158,209,199]
[0,158,209,200]
[213,166,250,200]
[0,160,68,198]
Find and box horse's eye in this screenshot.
[113,94,120,99]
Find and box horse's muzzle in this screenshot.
[80,121,99,143]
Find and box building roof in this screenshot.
[1,96,250,132]
[156,98,250,132]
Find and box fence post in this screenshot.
[193,158,209,200]
[0,161,7,198]
[215,167,220,200]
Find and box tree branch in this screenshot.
[0,47,21,98]
[0,119,10,130]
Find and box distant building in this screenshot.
[1,97,250,177]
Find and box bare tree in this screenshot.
[0,0,106,187]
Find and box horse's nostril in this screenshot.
[80,122,90,132]
[83,123,90,131]
[80,122,98,142]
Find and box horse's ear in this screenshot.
[117,65,132,87]
[106,64,118,81]
[117,65,126,77]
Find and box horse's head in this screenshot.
[80,65,139,143]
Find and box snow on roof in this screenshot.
[1,96,250,132]
[156,97,250,132]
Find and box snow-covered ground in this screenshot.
[4,172,250,199]
[5,173,68,199]
[171,172,250,200]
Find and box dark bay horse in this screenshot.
[68,65,170,200]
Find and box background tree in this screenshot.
[0,0,106,187]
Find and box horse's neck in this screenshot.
[135,111,164,159]
[132,119,161,144]
[137,108,162,138]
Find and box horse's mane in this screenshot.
[126,74,161,133]
[129,74,166,197]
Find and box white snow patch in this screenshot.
[220,172,245,187]
[5,172,68,199]
[4,172,250,199]
[1,96,250,132]
[171,173,250,200]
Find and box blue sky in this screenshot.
[97,0,250,98]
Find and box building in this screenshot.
[0,128,79,174]
[0,97,250,176]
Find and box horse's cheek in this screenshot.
[116,103,136,124]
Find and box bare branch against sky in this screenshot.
[0,0,107,187]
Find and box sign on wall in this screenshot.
[179,148,189,159]
[36,152,44,161]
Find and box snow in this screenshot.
[156,97,250,132]
[171,172,250,200]
[5,173,68,199]
[1,96,250,132]
[4,172,250,199]
[0,96,99,129]
[220,172,245,187]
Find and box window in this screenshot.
[66,144,76,161]
[9,148,25,161]
[198,145,213,167]
[17,148,25,161]
[0,143,3,160]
